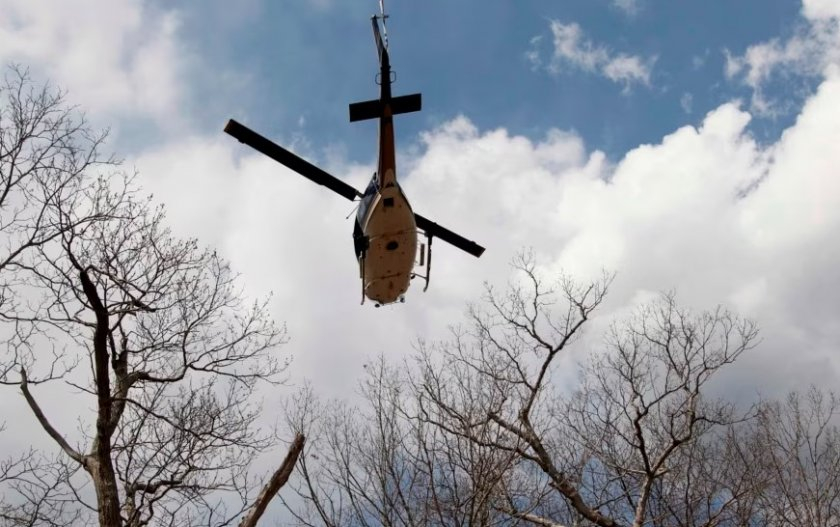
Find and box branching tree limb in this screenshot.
[0,67,293,527]
[239,433,305,527]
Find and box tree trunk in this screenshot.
[239,434,305,527]
[88,457,123,527]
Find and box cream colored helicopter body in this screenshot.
[357,168,417,304]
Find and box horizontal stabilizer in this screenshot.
[349,93,422,122]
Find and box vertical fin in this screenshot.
[372,16,387,66]
[378,0,389,49]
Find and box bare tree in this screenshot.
[411,256,759,527]
[750,388,840,527]
[280,253,836,527]
[0,64,115,526]
[0,451,85,527]
[0,65,112,278]
[282,357,520,527]
[0,68,302,526]
[559,294,759,527]
[641,420,763,527]
[413,255,613,527]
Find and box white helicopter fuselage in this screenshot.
[351,31,423,306]
[357,167,417,304]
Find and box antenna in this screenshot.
[377,0,389,49]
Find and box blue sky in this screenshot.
[167,0,810,160]
[1,0,840,521]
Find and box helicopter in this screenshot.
[224,3,484,307]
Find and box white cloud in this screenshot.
[680,92,693,113]
[525,35,544,71]
[548,22,608,72]
[130,67,840,401]
[395,77,840,394]
[803,0,840,21]
[724,0,840,114]
[612,0,641,16]
[603,54,654,85]
[545,21,656,88]
[46,0,833,401]
[724,36,823,114]
[0,0,188,131]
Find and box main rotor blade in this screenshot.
[225,120,484,257]
[224,119,362,201]
[415,213,485,258]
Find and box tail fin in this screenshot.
[349,93,422,122]
[372,14,387,66]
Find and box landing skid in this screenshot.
[360,253,367,305]
[411,232,433,293]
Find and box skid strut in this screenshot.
[411,233,433,292]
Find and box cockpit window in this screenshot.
[363,173,378,196]
[357,173,379,222]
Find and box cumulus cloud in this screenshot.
[406,78,840,395]
[724,0,840,114]
[542,21,657,89]
[128,67,840,401]
[803,0,840,20]
[114,0,840,400]
[0,0,187,130]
